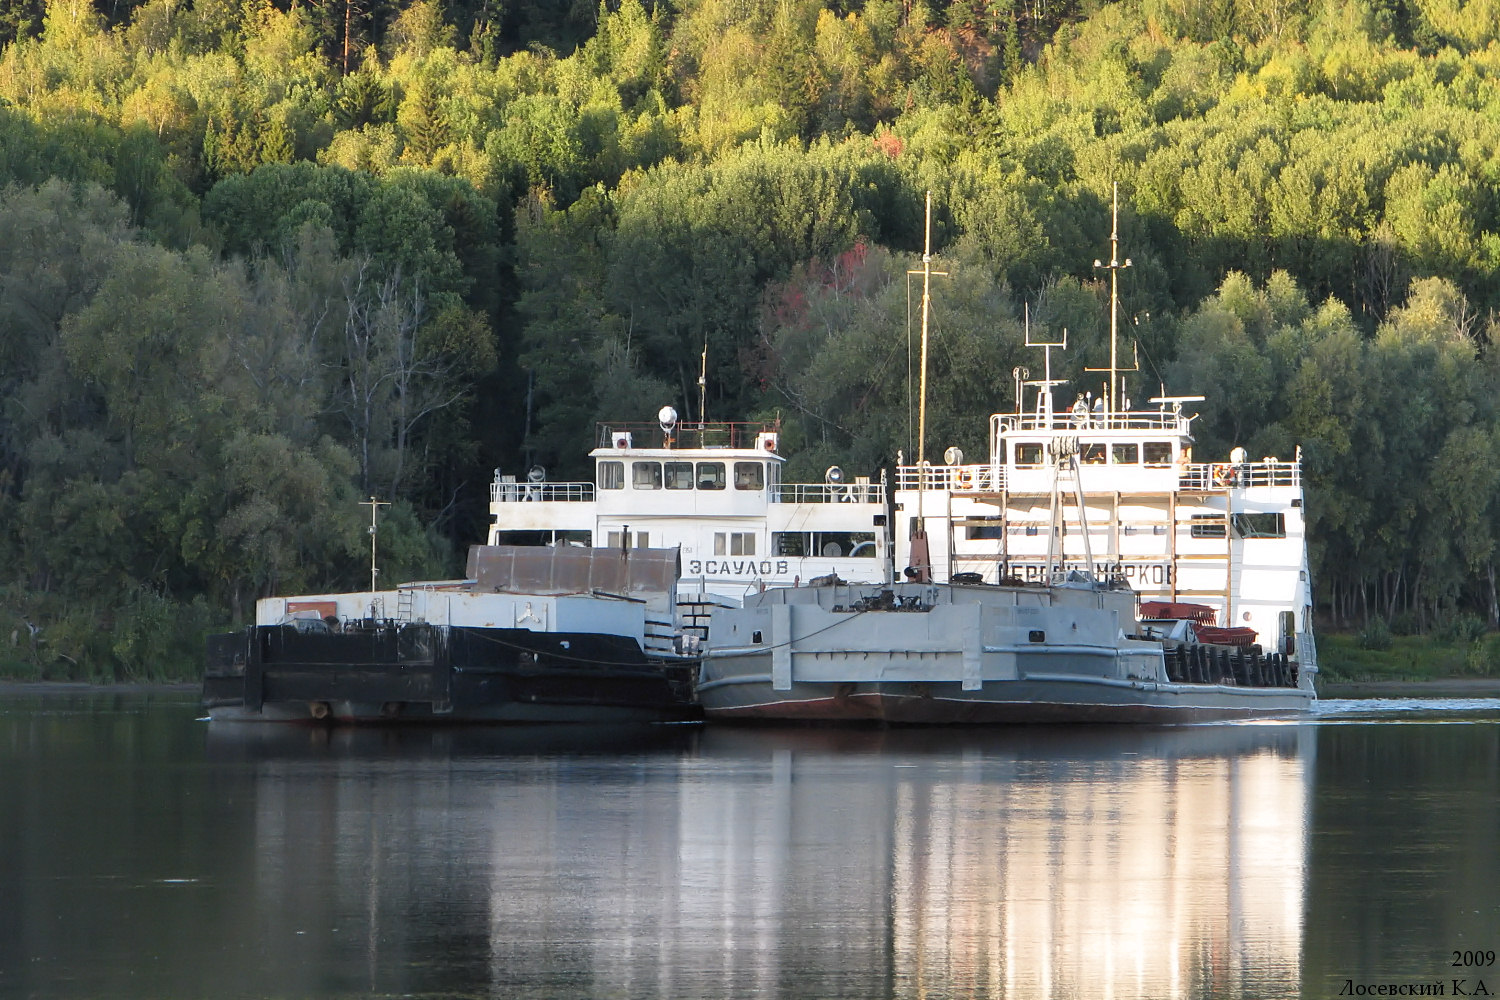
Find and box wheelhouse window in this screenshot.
[1112,443,1139,464]
[1014,442,1044,466]
[1143,442,1173,466]
[632,462,662,490]
[598,461,624,490]
[664,461,694,490]
[734,462,764,490]
[696,462,726,490]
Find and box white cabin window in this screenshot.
[598,461,624,490]
[734,462,764,490]
[664,461,694,490]
[1190,514,1227,539]
[1232,512,1286,538]
[715,532,755,555]
[632,462,662,489]
[1081,443,1106,465]
[495,529,591,546]
[1112,443,1139,464]
[1014,443,1043,466]
[696,462,726,490]
[965,517,1005,540]
[774,531,874,557]
[1143,442,1173,466]
[606,530,650,548]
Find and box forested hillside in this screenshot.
[2,0,1499,677]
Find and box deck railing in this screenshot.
[895,460,1301,492]
[770,483,885,504]
[491,480,887,504]
[490,481,595,503]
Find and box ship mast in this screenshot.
[698,336,708,428]
[906,192,946,583]
[361,496,389,593]
[1092,182,1132,426]
[916,192,934,466]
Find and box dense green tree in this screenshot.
[11,0,1500,673]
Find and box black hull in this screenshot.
[204,623,700,724]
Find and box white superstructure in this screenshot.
[892,401,1316,673]
[488,413,891,612]
[892,185,1315,673]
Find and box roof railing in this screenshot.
[995,409,1195,434]
[595,421,776,450]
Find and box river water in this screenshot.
[1,692,1497,1000]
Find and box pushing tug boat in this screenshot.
[696,189,1316,723]
[203,544,699,723]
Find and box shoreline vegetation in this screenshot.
[4,0,1500,683]
[1317,632,1500,684]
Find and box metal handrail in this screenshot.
[490,481,595,503]
[894,460,1301,491]
[596,421,774,450]
[771,483,886,504]
[490,480,888,504]
[995,410,1195,433]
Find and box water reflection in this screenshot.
[656,726,1312,1000]
[4,700,1323,1000]
[192,722,1317,998]
[176,723,1319,998]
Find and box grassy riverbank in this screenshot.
[1316,633,1500,683]
[0,652,197,684]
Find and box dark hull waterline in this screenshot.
[204,622,700,724]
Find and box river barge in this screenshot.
[203,545,699,723]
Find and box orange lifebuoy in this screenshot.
[955,467,976,489]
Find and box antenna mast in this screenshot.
[909,192,947,467]
[698,337,708,427]
[1023,302,1068,423]
[361,496,390,593]
[1092,182,1132,426]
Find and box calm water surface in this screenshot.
[1,692,1497,999]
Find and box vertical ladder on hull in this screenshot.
[396,588,414,622]
[1047,443,1097,581]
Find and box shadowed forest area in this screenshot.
[2,0,1500,677]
